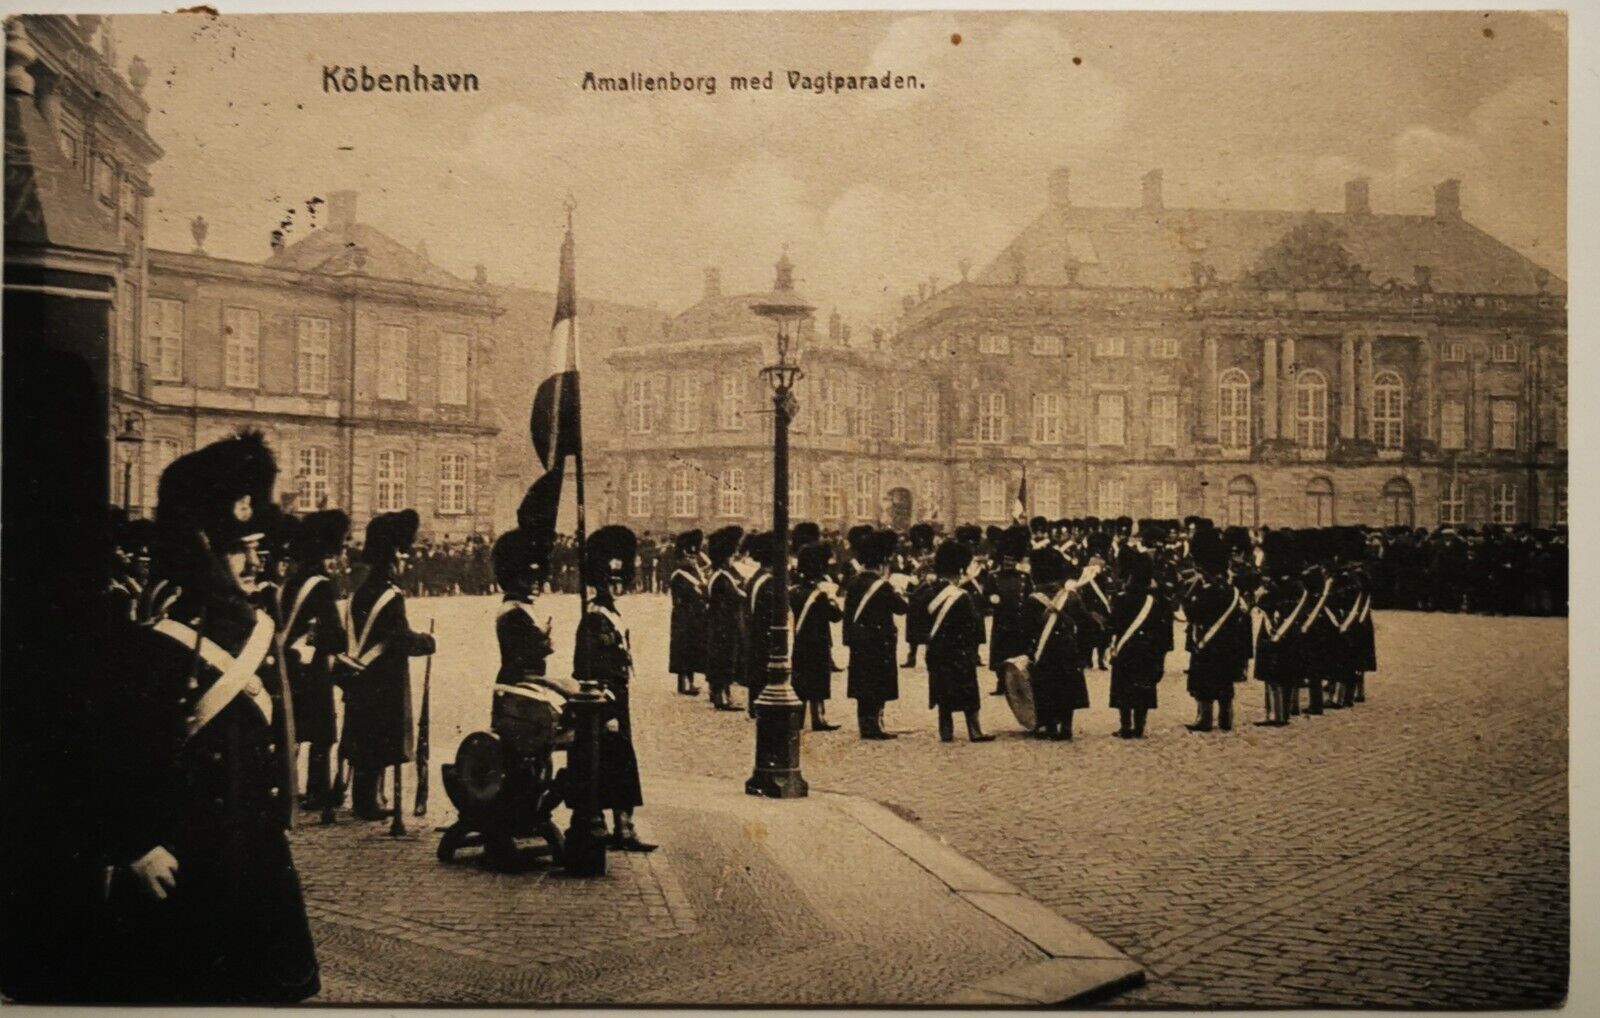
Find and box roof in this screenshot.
[4,91,123,258]
[264,222,474,290]
[976,204,1564,297]
[666,292,782,342]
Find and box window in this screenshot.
[57,114,80,166]
[1442,341,1467,363]
[297,317,331,395]
[1151,478,1178,518]
[978,476,1007,522]
[146,298,184,382]
[1095,393,1125,446]
[1439,479,1465,525]
[1556,483,1567,526]
[1383,477,1415,527]
[1492,341,1519,364]
[671,465,697,518]
[1441,401,1466,450]
[979,334,1011,355]
[819,469,842,519]
[438,453,469,515]
[888,389,907,442]
[1305,476,1335,525]
[627,471,650,518]
[854,473,876,522]
[790,472,807,519]
[978,392,1008,444]
[1151,336,1179,359]
[719,469,746,517]
[1373,371,1403,450]
[222,307,260,389]
[1492,482,1518,525]
[672,375,699,433]
[1034,475,1061,518]
[1491,399,1518,450]
[1031,393,1061,444]
[377,325,409,401]
[851,382,872,438]
[375,450,407,512]
[1095,478,1126,517]
[1226,475,1258,528]
[1219,369,1251,451]
[144,438,182,508]
[1093,335,1126,358]
[922,389,940,445]
[439,332,470,406]
[1295,371,1328,450]
[820,375,845,435]
[296,446,331,510]
[93,156,118,206]
[1149,392,1178,449]
[1031,335,1063,356]
[627,377,653,434]
[717,375,746,431]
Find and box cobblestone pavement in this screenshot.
[381,594,1565,1008]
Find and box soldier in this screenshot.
[902,523,937,668]
[338,510,438,821]
[1328,528,1371,709]
[1029,515,1050,550]
[791,540,844,731]
[108,515,156,623]
[98,431,319,1002]
[843,529,906,740]
[1107,547,1169,739]
[704,525,746,712]
[668,529,708,696]
[1183,526,1247,733]
[1253,529,1307,727]
[741,531,780,716]
[914,538,994,743]
[1021,546,1088,740]
[986,525,1034,696]
[1079,530,1117,669]
[572,525,655,852]
[279,510,350,812]
[1296,529,1340,717]
[492,528,556,689]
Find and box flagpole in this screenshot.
[565,199,589,617]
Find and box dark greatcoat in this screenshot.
[790,578,841,703]
[1020,590,1090,715]
[495,597,554,686]
[705,567,746,691]
[667,559,708,675]
[843,570,906,705]
[1078,573,1118,656]
[98,592,319,1003]
[914,582,984,712]
[903,561,936,649]
[986,566,1033,676]
[1254,577,1308,690]
[572,600,644,811]
[1351,567,1378,673]
[1108,586,1170,710]
[743,568,779,689]
[1183,576,1246,702]
[1297,572,1344,684]
[277,569,345,747]
[339,572,434,769]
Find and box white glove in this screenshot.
[128,846,179,901]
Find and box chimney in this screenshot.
[327,190,358,231]
[828,309,842,344]
[1434,178,1460,220]
[1413,264,1433,292]
[1344,177,1370,216]
[1141,169,1163,211]
[1048,166,1071,210]
[703,266,721,299]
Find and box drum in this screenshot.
[1001,655,1037,730]
[492,682,571,758]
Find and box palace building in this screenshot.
[600,169,1566,532]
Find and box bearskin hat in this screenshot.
[674,528,704,557]
[954,524,983,547]
[742,530,778,568]
[1190,526,1229,575]
[493,527,551,592]
[1029,515,1049,535]
[1138,519,1168,546]
[1086,530,1112,559]
[257,506,299,564]
[858,528,900,569]
[797,541,833,580]
[1083,515,1101,531]
[117,516,157,557]
[846,524,876,559]
[584,524,637,587]
[364,508,420,565]
[1114,515,1134,536]
[1028,547,1068,587]
[294,509,350,563]
[791,521,821,553]
[1261,528,1297,576]
[998,524,1031,562]
[934,538,974,577]
[1119,547,1154,588]
[155,430,278,586]
[984,525,1005,545]
[909,522,936,553]
[707,525,744,565]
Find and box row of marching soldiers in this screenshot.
[665,513,1378,743]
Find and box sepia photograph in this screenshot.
[0,6,1572,1008]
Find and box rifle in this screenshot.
[412,617,436,817]
[272,614,299,830]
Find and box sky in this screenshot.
[111,10,1566,326]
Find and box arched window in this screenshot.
[1306,476,1335,526]
[1226,475,1258,528]
[1219,369,1251,451]
[1295,370,1328,450]
[1373,371,1404,451]
[1383,477,1415,527]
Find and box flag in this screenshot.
[1012,466,1028,523]
[519,222,583,540]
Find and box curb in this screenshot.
[824,793,1146,1005]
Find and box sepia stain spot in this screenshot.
[743,820,768,843]
[949,33,961,46]
[1073,56,1083,65]
[1483,27,1494,39]
[175,4,220,15]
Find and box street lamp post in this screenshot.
[746,252,811,800]
[114,410,146,512]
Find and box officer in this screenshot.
[98,431,319,1003]
[1021,546,1088,740]
[791,540,844,731]
[572,524,654,852]
[986,525,1034,696]
[843,529,906,739]
[338,510,438,821]
[280,510,350,811]
[741,531,780,716]
[668,529,708,696]
[108,515,156,623]
[704,525,746,712]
